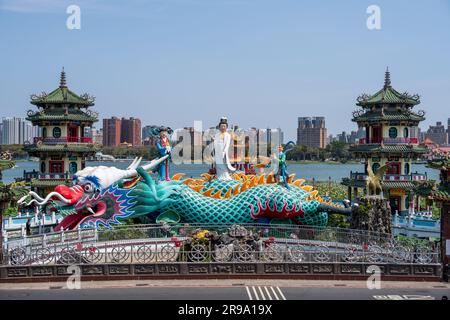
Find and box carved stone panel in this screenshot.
[234,264,257,274]
[31,267,53,276]
[288,264,310,274]
[134,265,156,274]
[211,264,233,274]
[340,264,363,274]
[109,265,130,275]
[413,266,435,275]
[7,268,28,278]
[312,264,333,274]
[264,264,285,273]
[158,264,180,274]
[389,265,411,275]
[188,265,209,274]
[82,265,104,275]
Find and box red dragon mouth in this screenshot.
[54,201,107,231]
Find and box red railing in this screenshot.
[33,137,92,144]
[358,137,418,145]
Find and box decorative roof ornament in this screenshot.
[80,93,96,104]
[60,67,67,88]
[384,67,391,88]
[30,92,48,101]
[356,93,370,103]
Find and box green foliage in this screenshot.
[98,227,150,241]
[285,141,352,162]
[394,235,438,248]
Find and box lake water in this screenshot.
[2,160,440,183]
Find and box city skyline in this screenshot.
[1,1,450,141]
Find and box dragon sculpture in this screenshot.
[18,157,353,230]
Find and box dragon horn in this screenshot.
[127,157,143,170]
[121,155,169,179]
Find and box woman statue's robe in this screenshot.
[213,131,236,180]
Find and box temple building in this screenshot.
[342,69,428,215]
[24,68,99,194]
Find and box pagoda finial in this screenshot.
[59,67,67,88]
[384,66,391,88]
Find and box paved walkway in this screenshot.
[1,279,449,290]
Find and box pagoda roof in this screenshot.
[26,108,98,123]
[356,69,420,107]
[352,110,425,123]
[381,181,417,189]
[341,178,422,190]
[25,144,99,153]
[429,189,450,202]
[427,157,450,171]
[31,179,71,188]
[30,68,95,107]
[349,144,428,154]
[0,160,15,171]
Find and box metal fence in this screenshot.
[2,223,441,266]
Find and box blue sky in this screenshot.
[1,0,449,141]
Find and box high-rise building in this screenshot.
[425,121,448,146]
[1,117,39,145]
[296,117,327,148]
[102,117,142,147]
[121,117,141,146]
[91,127,103,145]
[103,117,121,147]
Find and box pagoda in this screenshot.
[25,68,99,194]
[342,69,428,215]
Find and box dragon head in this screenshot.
[17,156,170,230]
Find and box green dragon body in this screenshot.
[19,160,352,230]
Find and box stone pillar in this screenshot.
[348,186,352,201]
[353,187,358,201]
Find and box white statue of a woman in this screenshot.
[213,117,236,180]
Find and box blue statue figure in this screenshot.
[276,141,295,189]
[146,126,173,181]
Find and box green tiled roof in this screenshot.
[350,144,428,154]
[357,87,419,106]
[31,179,71,187]
[352,110,425,123]
[430,189,450,201]
[26,108,98,123]
[426,158,450,171]
[25,144,99,153]
[341,178,426,190]
[31,87,94,106]
[382,181,416,189]
[0,160,15,171]
[356,70,420,107]
[30,69,95,107]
